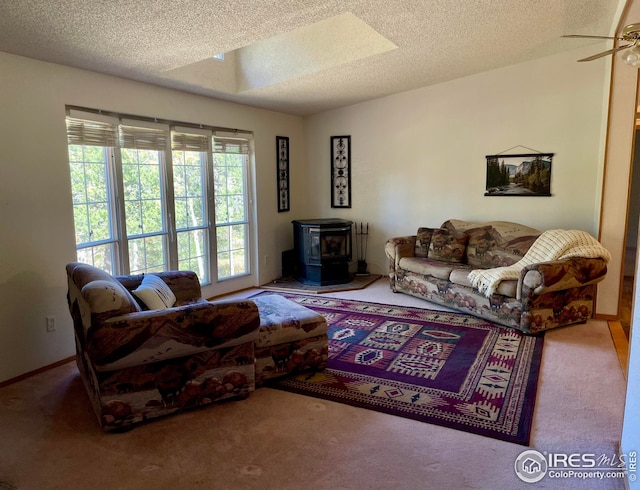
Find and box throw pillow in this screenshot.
[132,274,177,310]
[428,228,468,263]
[81,279,140,315]
[415,227,435,257]
[463,225,497,268]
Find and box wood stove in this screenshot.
[293,219,353,285]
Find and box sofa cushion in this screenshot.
[132,274,177,310]
[442,220,540,268]
[399,257,455,280]
[449,268,518,298]
[414,227,435,258]
[427,228,468,263]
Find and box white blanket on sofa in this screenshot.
[467,229,611,297]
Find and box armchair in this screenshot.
[66,262,260,431]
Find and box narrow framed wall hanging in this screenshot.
[331,135,351,208]
[277,136,290,212]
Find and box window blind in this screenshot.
[66,118,118,147]
[171,131,212,152]
[119,126,168,150]
[213,137,250,154]
[66,110,252,155]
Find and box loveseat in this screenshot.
[385,220,611,334]
[66,262,260,431]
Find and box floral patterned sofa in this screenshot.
[66,262,260,431]
[385,220,610,334]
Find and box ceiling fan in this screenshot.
[563,23,640,65]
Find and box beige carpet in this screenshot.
[0,280,627,490]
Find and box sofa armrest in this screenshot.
[518,257,608,298]
[86,299,260,366]
[385,236,417,268]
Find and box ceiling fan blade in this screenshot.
[578,44,633,62]
[563,34,622,40]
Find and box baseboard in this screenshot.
[207,286,255,301]
[596,313,618,321]
[0,356,75,389]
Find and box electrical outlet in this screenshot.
[46,316,56,332]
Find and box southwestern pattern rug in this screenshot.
[256,292,544,445]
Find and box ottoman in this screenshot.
[252,295,328,384]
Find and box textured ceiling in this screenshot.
[0,0,622,116]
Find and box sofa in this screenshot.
[66,262,260,431]
[385,219,611,334]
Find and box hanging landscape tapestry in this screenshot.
[485,153,553,197]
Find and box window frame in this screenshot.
[171,148,213,284]
[212,139,252,281]
[65,107,255,289]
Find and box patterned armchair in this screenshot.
[65,262,260,431]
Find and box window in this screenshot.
[120,125,170,274]
[171,129,212,283]
[66,109,253,286]
[213,138,250,280]
[67,118,118,272]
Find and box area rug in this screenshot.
[260,274,382,294]
[255,292,544,445]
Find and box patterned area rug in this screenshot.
[256,292,544,445]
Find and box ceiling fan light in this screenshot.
[624,45,640,67]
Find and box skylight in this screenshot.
[164,12,397,94]
[235,12,398,92]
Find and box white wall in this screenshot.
[303,45,610,279]
[0,52,304,383]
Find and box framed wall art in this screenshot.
[484,153,553,197]
[331,135,351,208]
[276,136,290,212]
